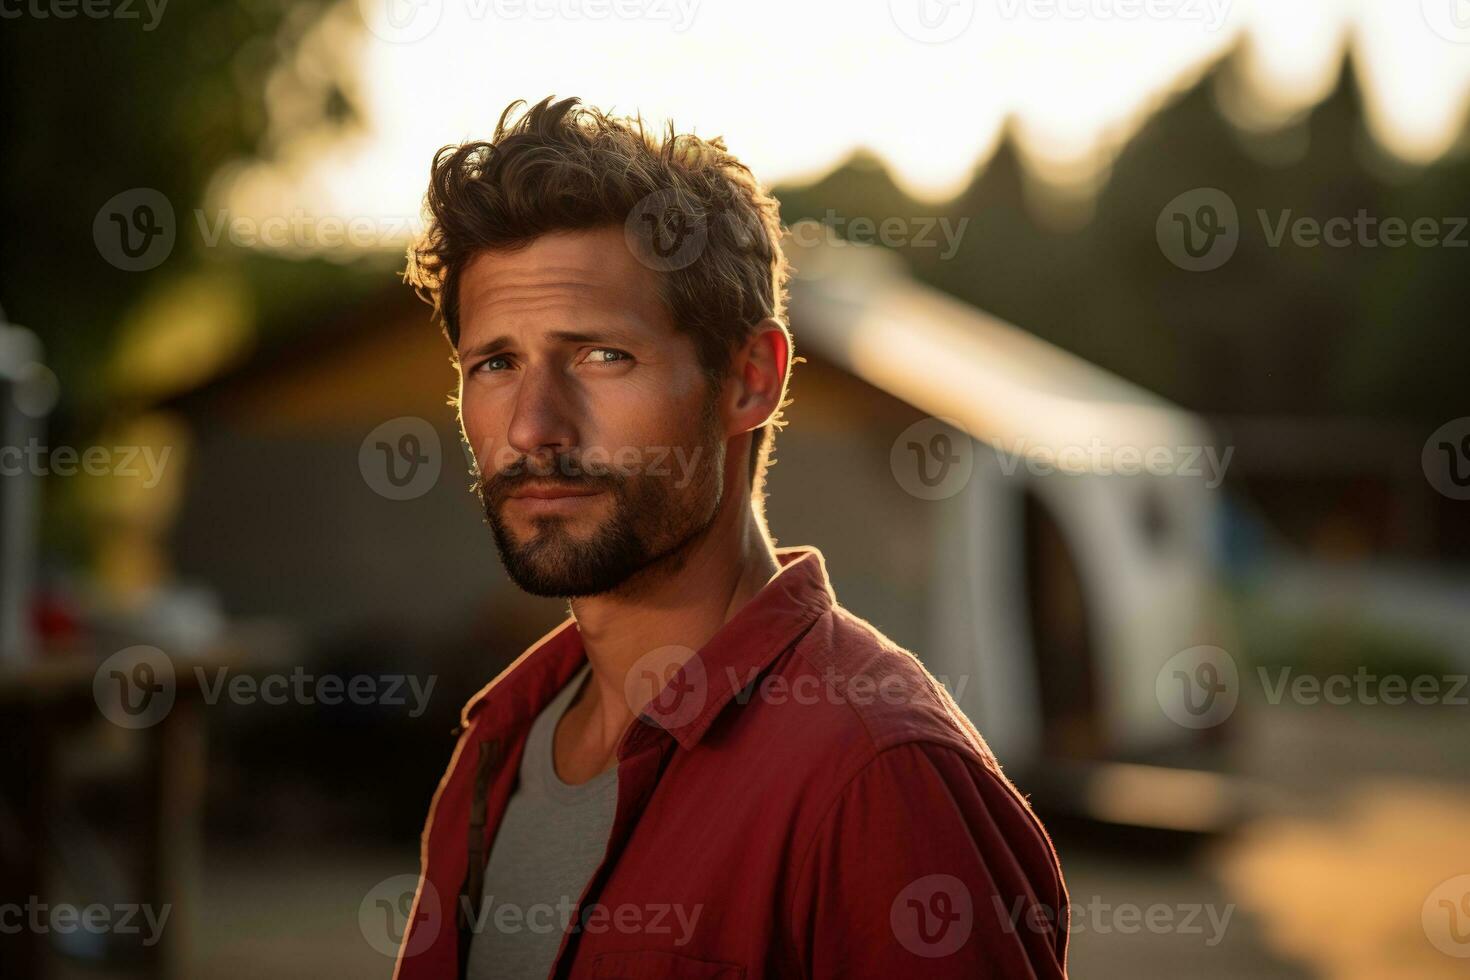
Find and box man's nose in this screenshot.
[505,365,580,461]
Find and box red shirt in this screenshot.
[396,547,1069,979]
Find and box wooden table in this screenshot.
[0,652,205,979]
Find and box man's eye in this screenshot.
[584,348,631,365]
[478,356,512,372]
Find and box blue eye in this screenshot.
[479,356,511,372]
[585,348,631,364]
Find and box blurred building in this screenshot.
[157,240,1232,834]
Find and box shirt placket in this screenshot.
[457,736,503,976]
[548,722,676,979]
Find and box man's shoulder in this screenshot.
[733,603,1062,902]
[748,601,1001,777]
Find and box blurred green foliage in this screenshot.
[0,0,363,434]
[1235,588,1453,680]
[779,47,1470,429]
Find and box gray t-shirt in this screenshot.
[465,663,619,980]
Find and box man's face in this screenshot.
[456,227,725,597]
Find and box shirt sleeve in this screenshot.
[786,740,1069,979]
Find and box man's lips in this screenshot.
[507,482,604,501]
[502,484,605,518]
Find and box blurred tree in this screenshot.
[0,0,359,433]
[776,40,1470,430]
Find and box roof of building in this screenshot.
[786,241,1207,471]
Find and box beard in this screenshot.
[473,407,724,598]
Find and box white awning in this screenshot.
[787,242,1208,474]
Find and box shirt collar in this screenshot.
[461,546,835,751]
[638,546,834,751]
[459,616,586,736]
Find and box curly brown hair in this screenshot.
[406,96,791,491]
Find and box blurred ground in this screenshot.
[1062,697,1470,979]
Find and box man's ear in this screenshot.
[725,318,791,437]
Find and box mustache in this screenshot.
[475,453,621,503]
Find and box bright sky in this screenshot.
[220,0,1470,242]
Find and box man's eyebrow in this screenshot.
[458,328,636,360]
[459,335,514,360]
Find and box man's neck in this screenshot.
[563,492,780,757]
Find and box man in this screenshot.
[395,96,1068,979]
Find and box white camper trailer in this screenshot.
[777,242,1233,830]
